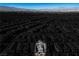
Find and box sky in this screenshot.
[0,3,79,9]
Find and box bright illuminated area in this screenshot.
[34,40,46,56]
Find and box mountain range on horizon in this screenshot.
[0,6,79,12]
[0,6,35,12]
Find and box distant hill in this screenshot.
[0,6,79,12]
[0,6,36,12]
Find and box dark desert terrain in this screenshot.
[0,11,79,56]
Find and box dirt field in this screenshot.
[0,12,79,56]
